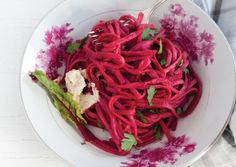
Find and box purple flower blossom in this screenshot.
[121,135,196,167]
[169,3,186,17]
[44,23,73,46]
[200,30,214,42]
[36,23,73,79]
[160,3,215,65]
[159,14,177,33]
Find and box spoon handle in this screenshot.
[143,0,169,23]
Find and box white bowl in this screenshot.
[20,0,236,166]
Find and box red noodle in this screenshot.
[61,12,202,155]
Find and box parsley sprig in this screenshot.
[142,28,151,40]
[154,125,162,140]
[121,133,137,151]
[137,111,147,123]
[158,39,163,55]
[66,36,88,54]
[183,67,190,74]
[147,86,156,106]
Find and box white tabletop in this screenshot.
[1,0,236,167]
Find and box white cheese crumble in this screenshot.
[65,69,99,113]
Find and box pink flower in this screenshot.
[36,23,73,79]
[160,3,215,65]
[200,30,214,42]
[169,4,186,17]
[159,14,177,32]
[44,23,73,46]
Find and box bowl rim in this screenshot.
[19,0,236,166]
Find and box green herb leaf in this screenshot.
[31,70,86,123]
[142,28,151,40]
[176,107,182,115]
[160,59,167,66]
[154,125,162,140]
[121,133,137,151]
[158,39,163,55]
[51,94,76,127]
[147,86,156,106]
[183,67,190,74]
[66,43,80,54]
[66,36,88,54]
[137,111,147,123]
